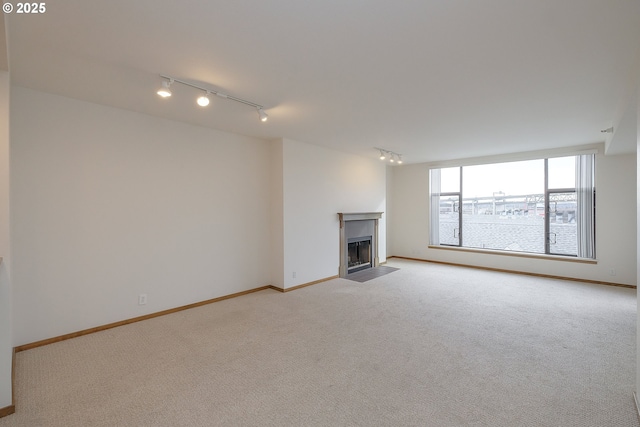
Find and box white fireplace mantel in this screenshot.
[338,212,383,277]
[338,212,383,224]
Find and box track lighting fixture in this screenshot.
[157,78,173,98]
[197,91,210,107]
[374,148,403,165]
[157,75,268,123]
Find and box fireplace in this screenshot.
[337,212,383,278]
[347,236,372,273]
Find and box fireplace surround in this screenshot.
[338,212,383,278]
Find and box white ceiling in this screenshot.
[5,0,640,163]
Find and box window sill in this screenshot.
[427,245,597,264]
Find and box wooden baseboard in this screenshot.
[7,277,338,416]
[15,285,274,353]
[0,348,16,418]
[388,256,637,289]
[0,404,15,418]
[11,347,14,408]
[15,275,339,353]
[268,275,338,293]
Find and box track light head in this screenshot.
[379,150,386,160]
[197,91,210,107]
[258,108,268,122]
[397,155,403,164]
[157,79,173,98]
[390,155,395,163]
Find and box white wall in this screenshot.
[596,151,636,284]
[636,79,640,404]
[385,164,394,257]
[0,70,12,410]
[279,138,386,288]
[389,149,637,285]
[388,163,429,261]
[270,140,285,288]
[10,87,273,346]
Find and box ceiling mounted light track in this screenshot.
[157,74,268,122]
[375,148,403,165]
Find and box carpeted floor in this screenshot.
[1,258,637,426]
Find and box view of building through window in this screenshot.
[430,155,595,258]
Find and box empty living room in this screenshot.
[0,1,639,426]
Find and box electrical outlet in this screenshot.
[138,294,147,305]
[292,271,297,278]
[609,269,616,276]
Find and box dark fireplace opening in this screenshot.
[347,236,372,273]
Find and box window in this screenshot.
[429,154,595,258]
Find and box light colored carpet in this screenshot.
[1,258,637,426]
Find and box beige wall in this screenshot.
[636,79,640,403]
[0,70,11,410]
[269,140,285,288]
[9,87,389,346]
[10,87,274,346]
[389,148,637,286]
[278,138,386,289]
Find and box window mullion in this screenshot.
[458,167,463,247]
[544,159,550,254]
